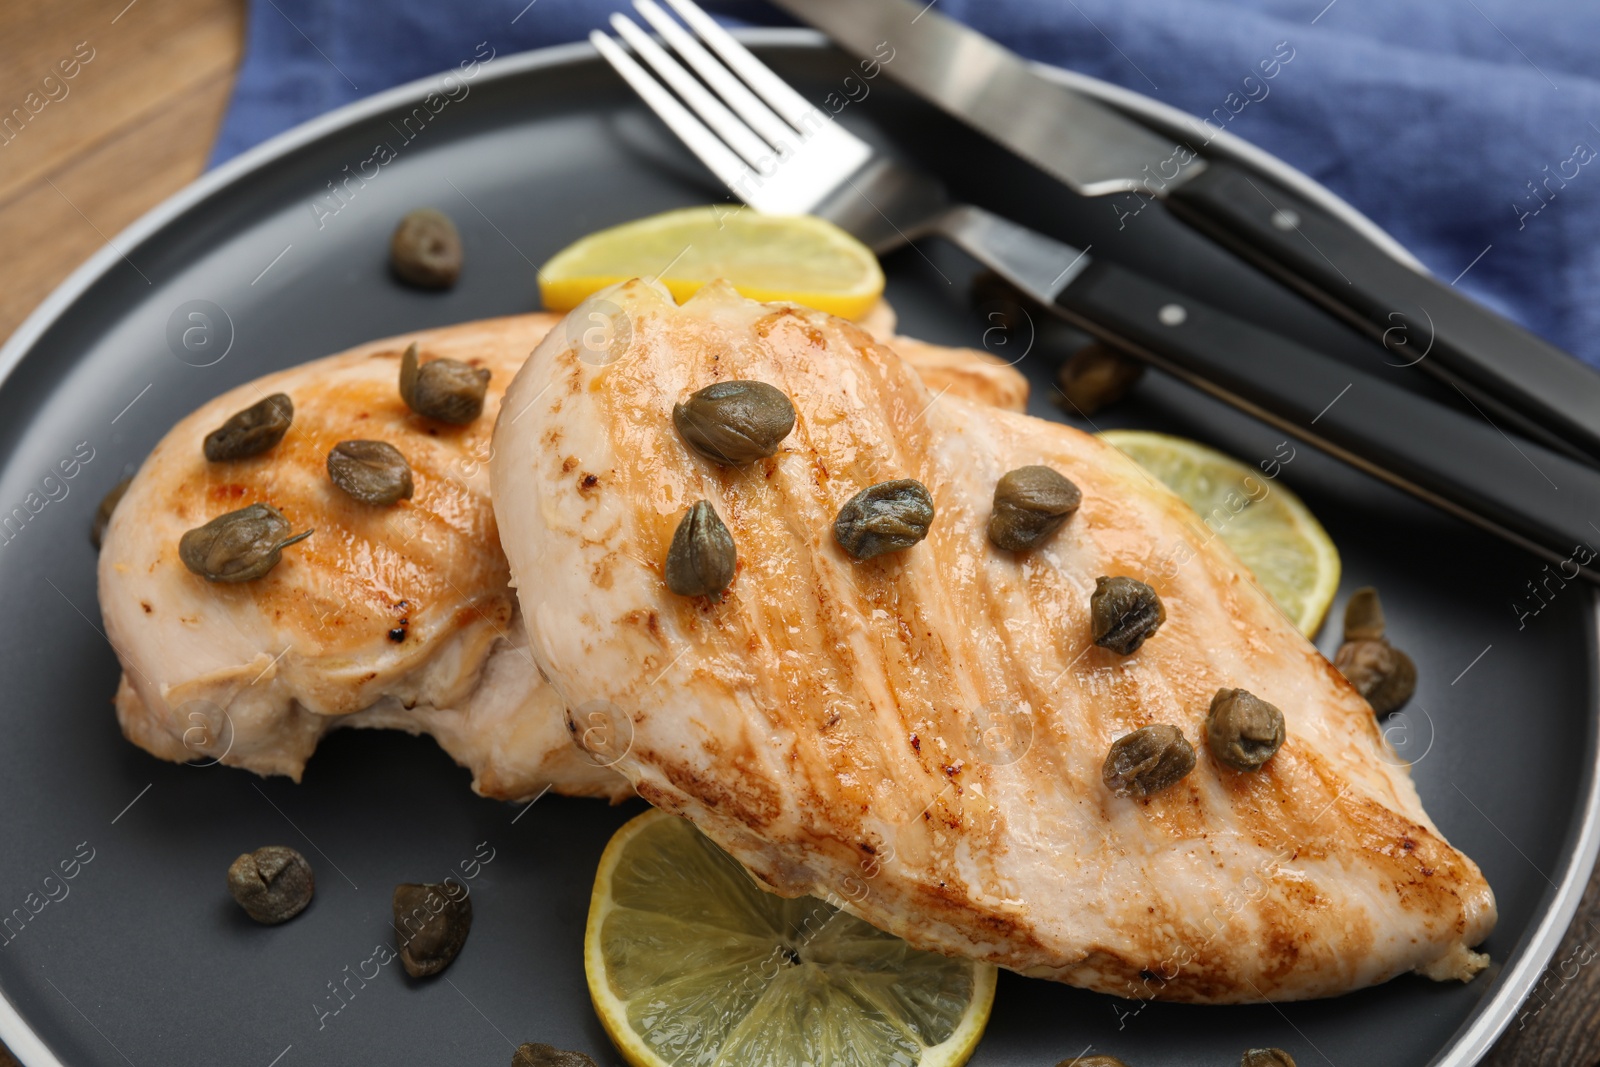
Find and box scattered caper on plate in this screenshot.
[988,464,1081,552]
[203,393,293,462]
[1103,724,1195,798]
[90,476,131,549]
[400,342,491,424]
[178,503,312,583]
[513,1044,599,1067]
[834,478,935,561]
[226,845,314,925]
[665,500,736,599]
[327,440,414,506]
[1333,586,1417,714]
[393,880,473,978]
[1241,1050,1297,1067]
[1342,586,1386,640]
[1091,575,1165,655]
[1054,342,1145,417]
[673,380,795,465]
[1336,639,1417,715]
[391,208,463,289]
[1206,688,1286,772]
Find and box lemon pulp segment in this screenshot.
[585,809,996,1067]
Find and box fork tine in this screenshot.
[660,0,847,141]
[588,29,751,197]
[608,14,773,170]
[632,0,801,152]
[597,2,875,216]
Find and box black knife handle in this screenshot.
[1163,159,1600,464]
[1054,259,1600,579]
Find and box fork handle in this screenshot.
[1051,260,1600,580]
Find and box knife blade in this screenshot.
[771,0,1205,198]
[774,0,1600,466]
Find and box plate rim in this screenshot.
[0,28,1592,1067]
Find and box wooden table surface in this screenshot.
[0,1,1596,1064]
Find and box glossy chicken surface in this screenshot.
[491,280,1495,1001]
[857,298,1029,414]
[100,307,1023,803]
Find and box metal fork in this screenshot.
[589,0,1600,583]
[590,0,1061,283]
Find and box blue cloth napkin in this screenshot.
[210,0,1600,367]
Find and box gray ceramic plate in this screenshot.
[0,30,1592,1067]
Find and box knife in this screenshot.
[771,0,1600,466]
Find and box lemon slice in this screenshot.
[539,207,885,320]
[586,809,996,1067]
[1098,429,1340,636]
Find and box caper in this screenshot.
[390,208,463,289]
[1343,586,1387,641]
[673,380,796,465]
[227,845,314,924]
[1103,724,1195,798]
[178,503,312,583]
[1205,688,1286,771]
[1334,639,1416,714]
[400,342,491,424]
[91,476,132,549]
[970,269,1030,327]
[665,500,736,599]
[1055,1058,1130,1067]
[1333,586,1416,713]
[203,393,293,462]
[1241,1050,1296,1067]
[393,880,472,978]
[327,440,414,506]
[1054,343,1145,417]
[834,478,935,561]
[988,465,1081,551]
[1090,575,1165,655]
[513,1044,599,1067]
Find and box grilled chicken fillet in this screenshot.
[99,308,1023,802]
[491,280,1495,1002]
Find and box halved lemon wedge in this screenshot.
[539,207,884,320]
[1099,429,1341,637]
[585,809,996,1067]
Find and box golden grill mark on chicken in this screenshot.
[100,308,1023,804]
[491,280,1495,1003]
